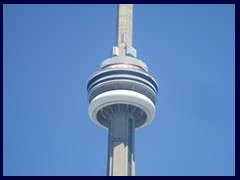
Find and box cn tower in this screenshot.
[87,4,158,176]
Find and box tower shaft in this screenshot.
[107,106,135,176]
[116,4,133,56]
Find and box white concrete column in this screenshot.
[107,108,135,176]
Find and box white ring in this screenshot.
[88,90,156,130]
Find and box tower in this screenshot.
[87,4,158,176]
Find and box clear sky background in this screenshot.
[3,4,235,176]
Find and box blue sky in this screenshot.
[3,4,235,176]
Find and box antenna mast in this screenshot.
[116,4,133,56]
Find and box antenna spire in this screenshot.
[116,4,133,56]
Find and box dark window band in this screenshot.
[87,70,158,92]
[88,76,157,93]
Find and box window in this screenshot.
[121,34,125,43]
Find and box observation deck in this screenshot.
[87,56,158,130]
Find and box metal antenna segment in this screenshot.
[116,4,133,56]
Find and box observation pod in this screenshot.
[87,56,158,130]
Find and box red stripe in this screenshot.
[101,63,146,72]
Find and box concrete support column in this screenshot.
[107,107,135,176]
